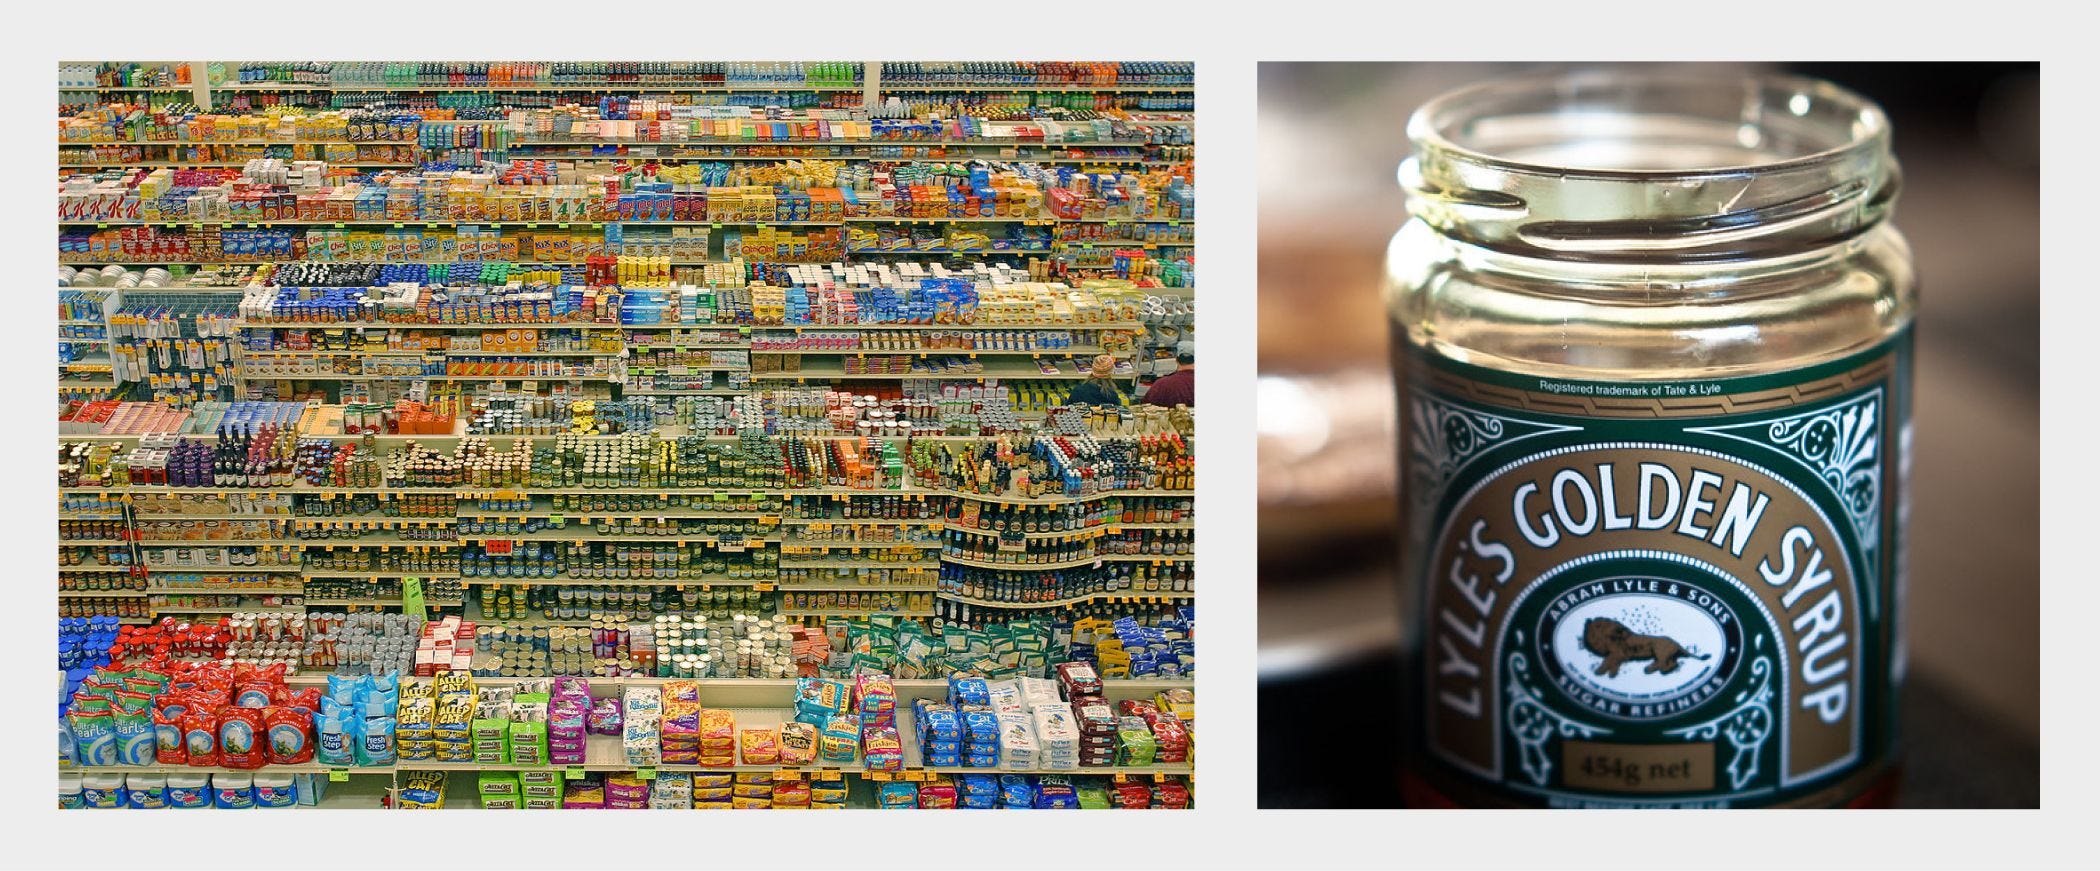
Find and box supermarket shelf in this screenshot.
[57,538,131,545]
[460,575,767,587]
[759,321,1143,331]
[138,565,303,573]
[622,388,749,396]
[150,606,307,614]
[235,320,624,330]
[1102,553,1196,562]
[305,597,464,607]
[777,583,938,593]
[455,509,777,521]
[842,248,1052,256]
[327,83,866,93]
[146,586,303,595]
[60,161,413,169]
[777,518,943,527]
[131,512,297,520]
[944,525,1109,540]
[781,539,940,549]
[459,532,773,544]
[57,565,141,573]
[750,346,1117,357]
[506,138,1154,148]
[452,488,782,497]
[877,83,1192,93]
[55,512,127,519]
[944,488,1193,506]
[59,139,417,147]
[940,591,1194,609]
[133,537,299,545]
[1055,238,1195,247]
[239,350,429,358]
[938,553,1102,571]
[751,361,1104,381]
[59,85,196,92]
[58,590,146,598]
[290,535,461,546]
[301,572,461,580]
[779,559,937,570]
[778,608,935,618]
[233,371,621,382]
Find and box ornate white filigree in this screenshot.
[1506,644,1610,786]
[1691,391,1882,553]
[1409,396,1575,504]
[1664,637,1775,791]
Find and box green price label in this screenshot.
[565,767,587,781]
[328,769,350,782]
[636,768,657,781]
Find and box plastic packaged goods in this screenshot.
[57,58,1195,814]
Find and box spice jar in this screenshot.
[1386,72,1913,808]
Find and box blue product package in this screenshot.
[68,710,116,766]
[212,780,255,809]
[254,781,298,808]
[115,709,155,766]
[357,717,397,766]
[1000,775,1033,808]
[81,782,125,809]
[317,711,354,766]
[167,783,211,809]
[58,719,76,766]
[877,781,918,809]
[126,783,167,809]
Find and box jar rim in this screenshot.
[1406,70,1890,180]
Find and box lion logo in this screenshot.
[1581,617,1711,677]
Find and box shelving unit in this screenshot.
[58,57,1195,812]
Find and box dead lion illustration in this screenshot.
[1581,618,1710,677]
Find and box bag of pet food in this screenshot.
[265,706,314,765]
[216,707,266,769]
[778,721,818,766]
[180,706,220,767]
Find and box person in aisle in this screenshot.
[1143,349,1194,408]
[1064,355,1126,406]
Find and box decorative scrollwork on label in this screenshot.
[1506,640,1610,787]
[1693,391,1882,554]
[1664,637,1775,791]
[1409,396,1575,504]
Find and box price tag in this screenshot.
[774,768,802,780]
[565,766,586,780]
[636,767,657,780]
[865,771,892,781]
[328,769,351,782]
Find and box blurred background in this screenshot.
[1256,62,2039,808]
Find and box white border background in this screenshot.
[0,3,2083,869]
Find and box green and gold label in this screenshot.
[1401,333,1910,807]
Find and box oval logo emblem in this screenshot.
[1537,580,1743,720]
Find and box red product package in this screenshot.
[1114,781,1152,809]
[916,776,958,809]
[153,706,186,765]
[283,687,322,712]
[181,706,220,767]
[216,707,266,769]
[264,706,314,765]
[1154,779,1191,809]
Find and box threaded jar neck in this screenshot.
[1399,71,1899,265]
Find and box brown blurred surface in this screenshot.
[1255,62,2040,786]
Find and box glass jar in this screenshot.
[1386,72,1913,808]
